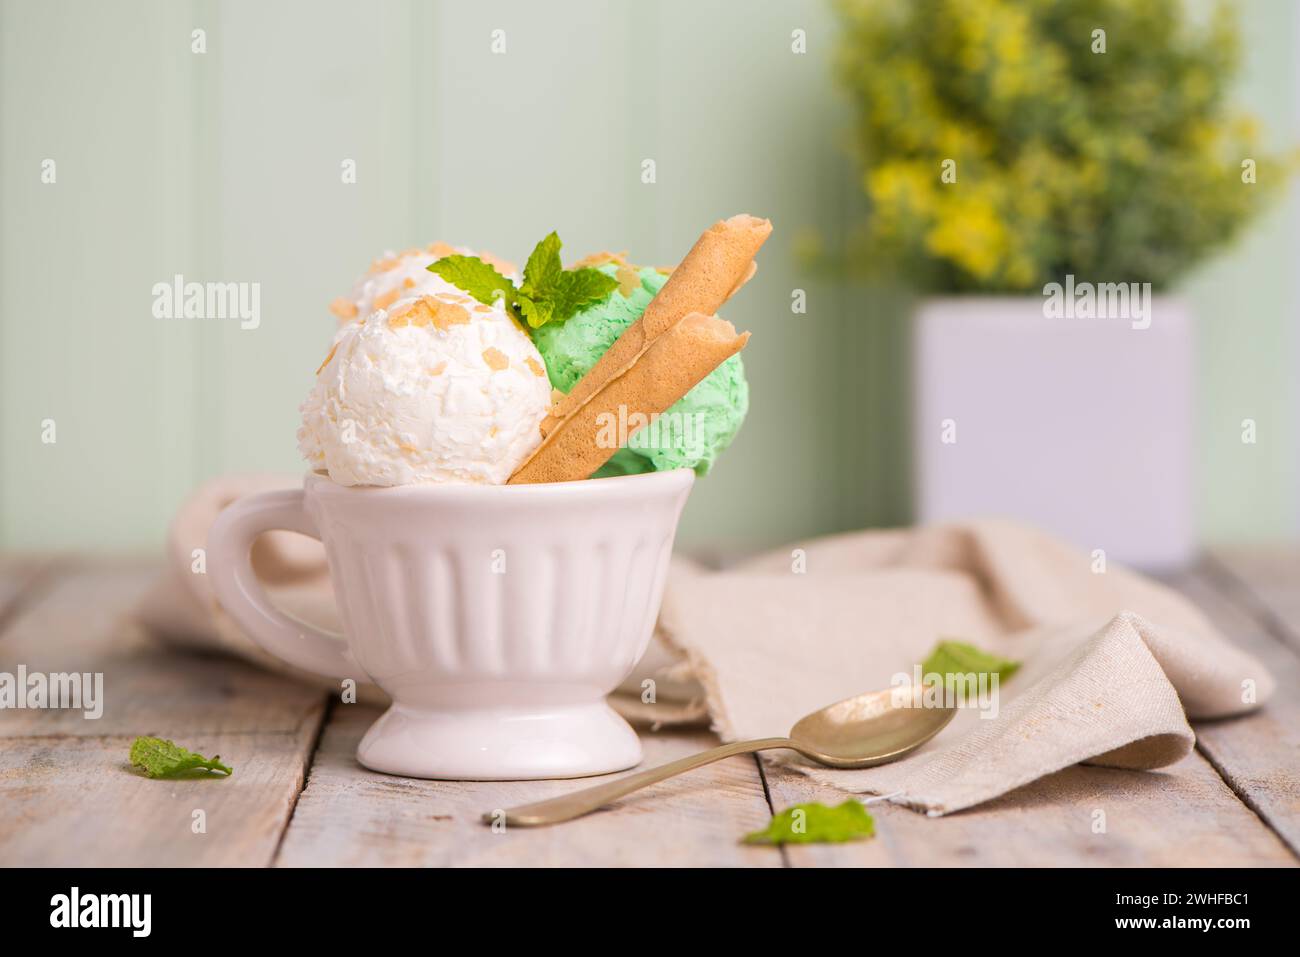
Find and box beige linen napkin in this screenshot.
[654,523,1273,814]
[137,476,1273,815]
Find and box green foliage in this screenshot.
[743,800,876,845]
[427,255,516,308]
[517,231,620,328]
[129,736,232,779]
[429,233,618,329]
[833,0,1291,291]
[922,639,1021,685]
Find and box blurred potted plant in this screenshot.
[833,0,1289,568]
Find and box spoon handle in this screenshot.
[486,737,796,827]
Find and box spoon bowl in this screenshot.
[789,686,956,768]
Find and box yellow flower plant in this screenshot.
[834,0,1290,291]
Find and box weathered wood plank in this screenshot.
[1208,546,1300,654]
[276,705,778,867]
[0,563,328,866]
[0,727,322,867]
[1167,562,1300,857]
[762,750,1296,867]
[5,549,1296,867]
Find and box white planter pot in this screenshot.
[913,296,1194,570]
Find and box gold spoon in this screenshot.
[487,685,955,827]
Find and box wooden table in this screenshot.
[1,550,1297,867]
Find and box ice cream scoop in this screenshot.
[329,243,519,325]
[530,260,749,476]
[300,292,552,486]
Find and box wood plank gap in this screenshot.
[1188,560,1300,858]
[750,753,793,868]
[0,732,316,746]
[270,695,336,868]
[1194,739,1299,860]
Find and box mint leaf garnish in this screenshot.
[427,255,515,307]
[515,293,553,330]
[129,736,233,779]
[549,267,619,319]
[520,231,564,300]
[921,639,1020,686]
[744,800,875,845]
[428,233,620,329]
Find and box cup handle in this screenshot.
[208,488,364,681]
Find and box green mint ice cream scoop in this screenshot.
[529,262,748,477]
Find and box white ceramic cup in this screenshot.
[208,468,694,780]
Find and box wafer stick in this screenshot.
[509,313,748,485]
[727,261,758,298]
[539,214,770,438]
[569,255,757,297]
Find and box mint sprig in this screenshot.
[921,639,1021,688]
[428,232,618,329]
[743,800,875,845]
[129,736,233,779]
[426,255,515,307]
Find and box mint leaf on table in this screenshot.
[744,800,875,845]
[922,639,1021,686]
[427,255,516,307]
[129,736,232,779]
[428,232,620,330]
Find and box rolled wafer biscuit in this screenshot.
[728,260,758,298]
[568,253,756,296]
[509,313,748,485]
[539,213,771,438]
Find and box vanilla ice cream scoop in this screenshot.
[300,292,552,486]
[329,243,519,325]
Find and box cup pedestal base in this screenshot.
[356,701,643,780]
